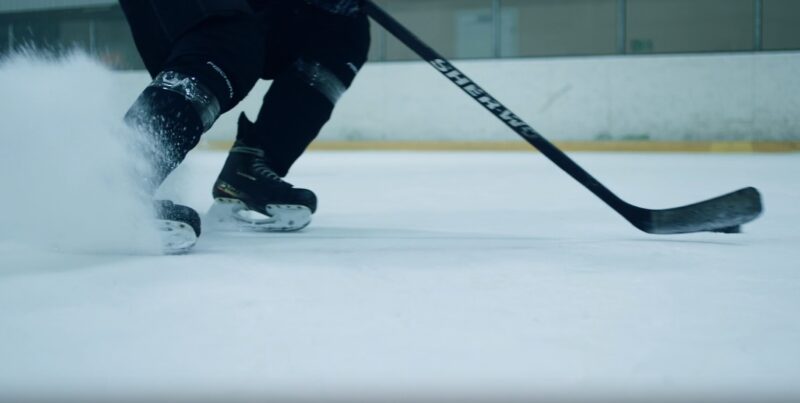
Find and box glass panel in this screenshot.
[11,16,60,51]
[763,0,800,51]
[627,0,755,54]
[58,19,91,52]
[93,13,144,70]
[500,0,617,57]
[381,0,494,61]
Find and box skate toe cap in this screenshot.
[293,188,317,213]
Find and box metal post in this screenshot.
[617,0,627,54]
[89,20,96,53]
[754,0,763,51]
[492,0,501,58]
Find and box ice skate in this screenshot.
[207,124,317,232]
[155,200,202,254]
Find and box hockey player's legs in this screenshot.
[208,7,370,233]
[123,0,264,181]
[125,17,263,188]
[121,2,264,252]
[255,7,371,176]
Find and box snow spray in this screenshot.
[0,51,162,254]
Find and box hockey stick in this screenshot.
[363,0,762,234]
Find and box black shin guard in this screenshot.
[125,70,221,191]
[247,69,335,177]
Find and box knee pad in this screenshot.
[288,12,370,105]
[145,70,221,132]
[290,59,350,105]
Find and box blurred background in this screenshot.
[1,0,799,148]
[3,0,800,68]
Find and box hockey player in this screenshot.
[120,0,369,252]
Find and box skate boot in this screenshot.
[207,140,317,232]
[155,200,202,254]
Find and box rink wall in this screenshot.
[114,51,800,150]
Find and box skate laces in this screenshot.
[231,142,288,185]
[251,158,284,182]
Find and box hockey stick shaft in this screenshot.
[363,1,632,218]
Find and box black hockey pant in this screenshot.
[121,0,370,184]
[252,1,370,176]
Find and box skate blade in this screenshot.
[206,198,312,232]
[157,219,198,254]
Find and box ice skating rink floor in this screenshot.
[1,150,799,401]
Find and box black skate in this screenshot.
[155,200,201,254]
[207,140,317,232]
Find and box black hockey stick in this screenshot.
[363,0,762,234]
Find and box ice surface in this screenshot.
[1,146,798,400]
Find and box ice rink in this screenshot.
[1,149,798,401]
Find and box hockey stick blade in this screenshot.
[627,187,762,234]
[364,0,764,234]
